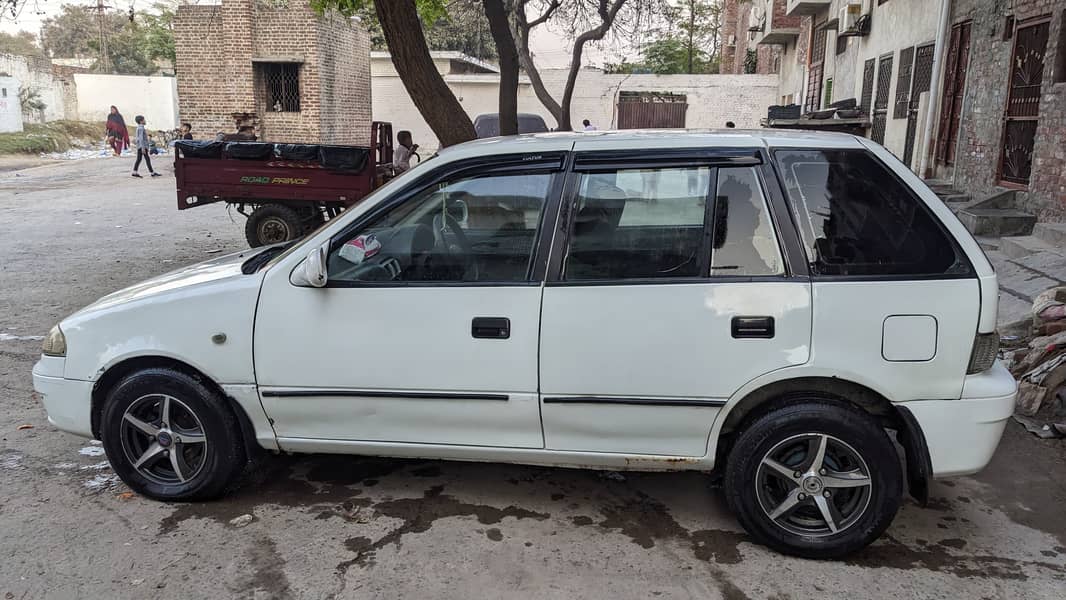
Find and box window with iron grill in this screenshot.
[894,46,914,119]
[258,62,301,113]
[860,58,876,116]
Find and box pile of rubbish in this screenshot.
[1005,286,1066,438]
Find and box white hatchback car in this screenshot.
[34,131,1016,558]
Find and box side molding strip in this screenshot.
[261,389,509,401]
[543,396,726,407]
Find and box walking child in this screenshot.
[132,115,161,178]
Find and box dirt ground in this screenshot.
[1,156,1064,599]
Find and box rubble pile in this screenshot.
[1006,286,1066,438]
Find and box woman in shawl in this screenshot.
[105,106,130,156]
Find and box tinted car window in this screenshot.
[328,172,551,283]
[775,149,969,276]
[712,167,784,276]
[564,167,710,280]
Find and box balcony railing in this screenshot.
[786,0,831,17]
[751,0,803,46]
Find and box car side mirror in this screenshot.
[290,241,329,288]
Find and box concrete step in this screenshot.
[1000,235,1064,259]
[1033,222,1066,248]
[940,193,972,203]
[956,207,1037,237]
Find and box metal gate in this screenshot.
[903,43,936,168]
[936,21,972,165]
[617,93,688,129]
[999,18,1051,187]
[860,58,876,116]
[894,47,915,119]
[805,24,828,113]
[871,54,894,144]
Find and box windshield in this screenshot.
[257,154,439,272]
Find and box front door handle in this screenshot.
[472,317,510,339]
[731,316,775,339]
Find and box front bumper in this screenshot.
[32,356,94,438]
[904,361,1018,478]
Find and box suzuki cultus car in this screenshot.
[34,131,1016,558]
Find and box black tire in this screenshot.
[724,399,902,559]
[100,368,247,501]
[245,203,303,248]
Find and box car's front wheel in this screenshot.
[100,368,247,501]
[725,399,902,558]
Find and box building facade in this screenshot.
[174,0,372,144]
[723,0,1066,221]
[938,0,1066,221]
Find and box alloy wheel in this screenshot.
[119,394,208,485]
[755,433,873,537]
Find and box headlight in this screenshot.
[42,325,66,357]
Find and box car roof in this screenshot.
[436,129,867,162]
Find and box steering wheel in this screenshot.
[432,213,478,281]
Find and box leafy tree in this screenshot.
[0,31,45,58]
[605,0,721,75]
[39,3,174,75]
[425,0,497,59]
[19,86,46,118]
[140,3,177,64]
[40,5,125,58]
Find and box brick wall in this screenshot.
[720,1,782,75]
[175,0,371,145]
[174,5,232,137]
[721,0,739,74]
[944,0,1066,221]
[316,16,372,144]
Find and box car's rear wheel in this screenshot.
[100,368,247,501]
[725,399,902,558]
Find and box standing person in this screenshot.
[105,106,129,156]
[393,130,418,174]
[131,115,161,178]
[582,119,597,131]
[180,122,193,140]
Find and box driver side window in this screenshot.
[328,172,553,284]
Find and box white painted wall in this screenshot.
[0,76,23,133]
[772,0,944,167]
[74,74,180,129]
[0,53,67,123]
[372,60,780,154]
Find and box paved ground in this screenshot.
[1,157,1065,599]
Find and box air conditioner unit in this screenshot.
[839,3,861,34]
[838,1,871,37]
[727,34,737,47]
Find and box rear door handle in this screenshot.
[731,316,775,339]
[472,317,510,339]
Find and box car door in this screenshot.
[254,153,566,449]
[539,148,813,457]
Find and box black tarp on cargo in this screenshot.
[276,144,321,161]
[225,142,276,160]
[319,146,369,172]
[174,140,224,158]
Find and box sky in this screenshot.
[0,0,647,69]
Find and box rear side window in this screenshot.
[775,149,969,277]
[564,166,710,280]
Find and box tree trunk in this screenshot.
[515,6,562,127]
[375,0,475,147]
[559,1,626,131]
[483,0,520,136]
